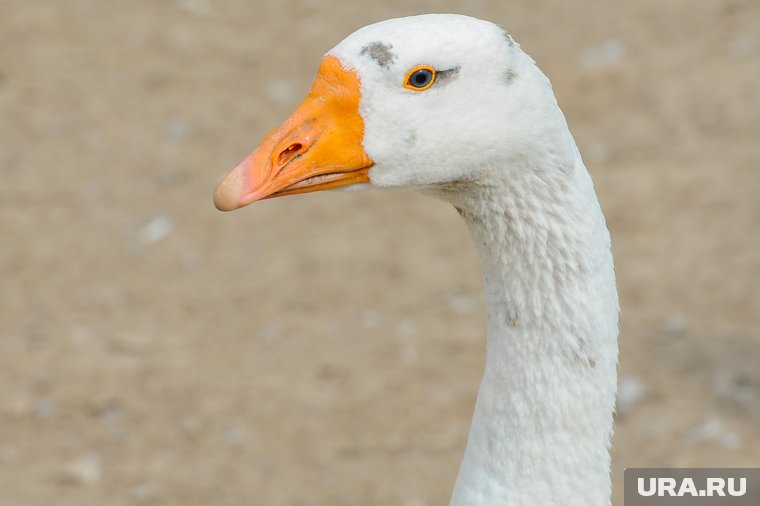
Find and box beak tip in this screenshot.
[213,194,236,212]
[213,182,237,212]
[213,163,249,212]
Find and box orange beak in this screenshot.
[213,55,374,211]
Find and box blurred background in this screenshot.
[1,0,758,504]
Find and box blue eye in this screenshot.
[409,69,433,87]
[404,66,436,91]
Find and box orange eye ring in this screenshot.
[403,65,437,91]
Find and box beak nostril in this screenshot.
[277,142,304,167]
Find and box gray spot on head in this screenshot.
[436,66,461,85]
[360,41,396,69]
[505,68,518,84]
[496,26,518,85]
[499,26,516,47]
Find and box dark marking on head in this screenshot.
[505,68,518,84]
[499,26,515,47]
[360,41,396,69]
[436,66,461,86]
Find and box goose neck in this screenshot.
[444,164,619,506]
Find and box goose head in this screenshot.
[213,14,570,210]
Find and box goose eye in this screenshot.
[404,66,436,91]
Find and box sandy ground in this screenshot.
[1,0,759,505]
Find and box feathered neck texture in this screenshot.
[431,144,619,505]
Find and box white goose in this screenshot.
[214,14,619,506]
